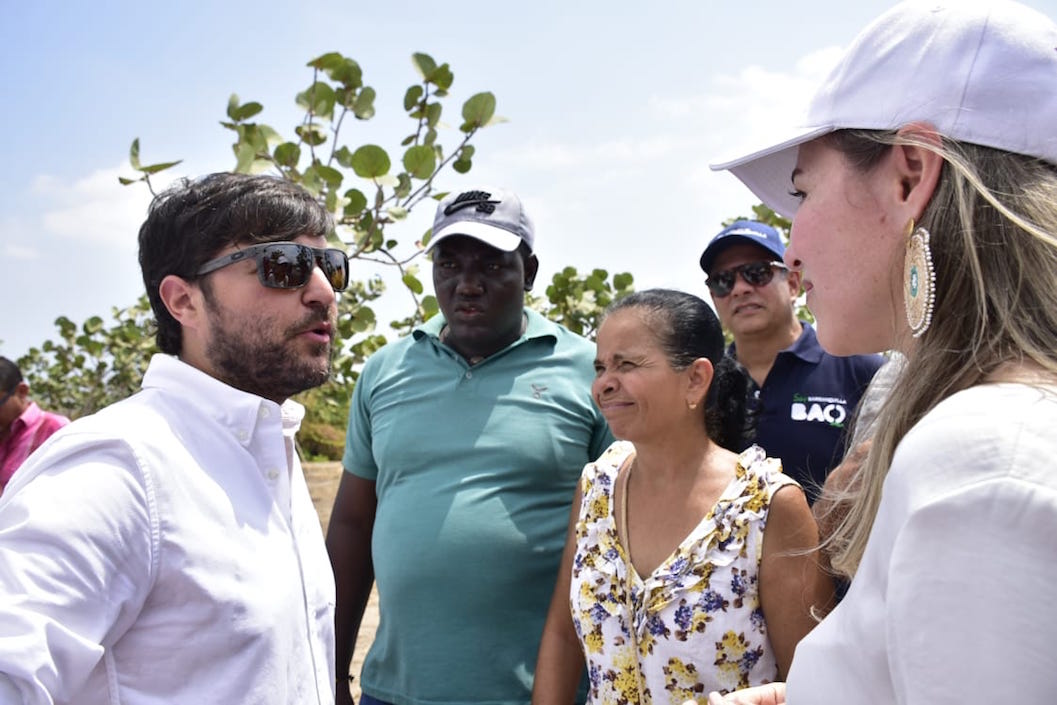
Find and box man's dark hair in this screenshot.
[0,356,23,393]
[138,173,334,354]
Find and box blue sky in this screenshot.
[4,0,1055,360]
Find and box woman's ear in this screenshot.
[686,357,715,407]
[892,122,944,221]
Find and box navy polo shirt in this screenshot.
[734,323,884,503]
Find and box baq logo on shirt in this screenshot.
[790,393,848,428]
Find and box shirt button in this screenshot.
[267,469,279,480]
[259,407,271,419]
[237,430,249,442]
[465,371,473,379]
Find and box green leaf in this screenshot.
[430,64,454,91]
[226,93,240,121]
[296,82,336,119]
[334,146,354,168]
[234,142,256,173]
[614,272,634,290]
[294,124,328,147]
[307,52,345,70]
[328,58,363,88]
[453,158,472,174]
[353,86,376,120]
[118,176,138,185]
[139,160,182,175]
[315,165,344,187]
[421,295,440,320]
[461,92,496,129]
[394,173,412,200]
[350,145,391,178]
[425,102,442,128]
[232,101,264,121]
[274,142,301,168]
[343,188,368,214]
[83,318,103,335]
[129,138,141,169]
[402,144,436,180]
[387,206,409,221]
[404,85,424,112]
[402,272,424,295]
[411,53,437,79]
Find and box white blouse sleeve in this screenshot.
[885,461,1057,702]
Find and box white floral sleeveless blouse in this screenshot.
[569,441,797,703]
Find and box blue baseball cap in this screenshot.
[699,220,786,273]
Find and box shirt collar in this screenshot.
[727,321,823,364]
[784,321,824,363]
[412,308,559,344]
[9,401,43,435]
[141,355,303,448]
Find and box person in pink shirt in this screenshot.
[0,356,69,493]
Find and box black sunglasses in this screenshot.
[196,242,349,292]
[705,261,787,298]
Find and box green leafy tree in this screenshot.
[16,297,157,420]
[18,51,633,459]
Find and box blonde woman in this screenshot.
[708,1,1057,703]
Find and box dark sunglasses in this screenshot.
[196,241,349,292]
[705,261,787,298]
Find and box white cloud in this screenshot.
[33,166,182,247]
[3,243,38,260]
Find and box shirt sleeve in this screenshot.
[342,360,379,480]
[0,436,155,703]
[885,476,1057,703]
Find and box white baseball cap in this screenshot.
[711,0,1057,218]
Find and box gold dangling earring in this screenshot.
[903,219,936,338]
[687,400,698,410]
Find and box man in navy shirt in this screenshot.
[700,220,883,502]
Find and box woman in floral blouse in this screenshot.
[532,289,832,704]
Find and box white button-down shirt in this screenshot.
[0,355,335,704]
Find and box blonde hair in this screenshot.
[818,129,1057,579]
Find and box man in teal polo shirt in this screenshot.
[328,187,613,705]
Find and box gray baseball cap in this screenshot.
[428,187,535,253]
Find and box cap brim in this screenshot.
[699,234,785,273]
[710,125,835,219]
[427,221,524,253]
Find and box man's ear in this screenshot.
[784,269,802,299]
[158,275,202,330]
[523,253,540,292]
[892,122,944,221]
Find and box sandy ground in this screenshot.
[305,461,376,703]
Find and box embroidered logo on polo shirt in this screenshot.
[531,383,548,399]
[790,393,847,428]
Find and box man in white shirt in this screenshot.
[0,173,348,704]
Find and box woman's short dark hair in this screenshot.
[138,173,334,354]
[606,288,755,451]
